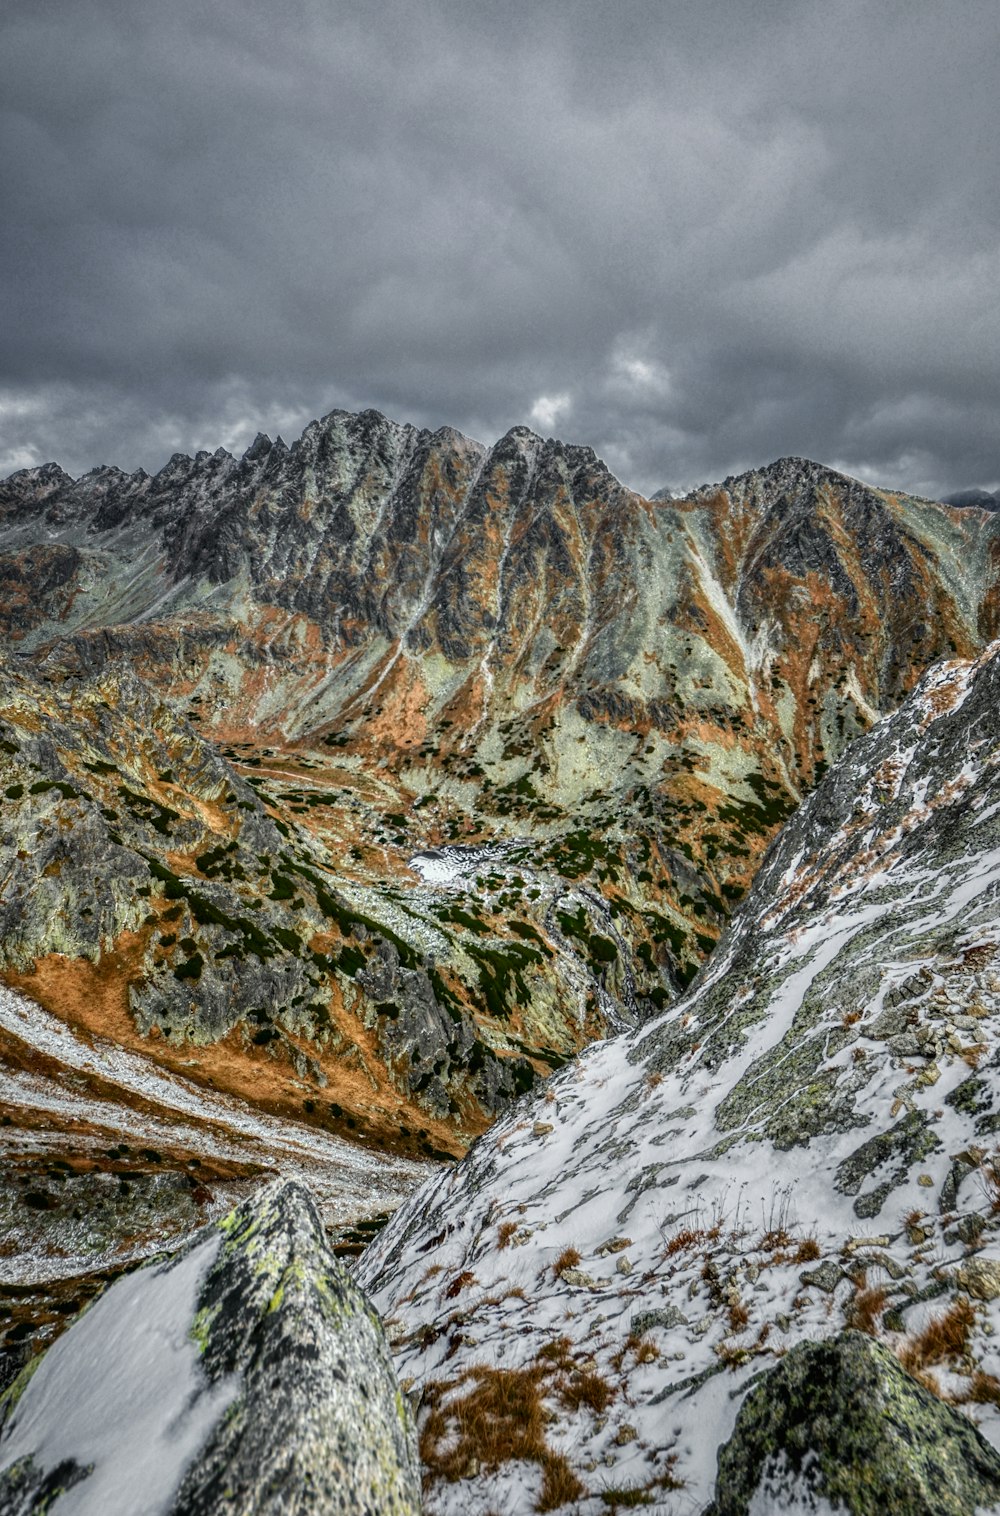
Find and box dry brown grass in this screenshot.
[844,1278,888,1337]
[611,1333,660,1373]
[897,1297,976,1382]
[664,1227,707,1257]
[420,1365,584,1509]
[728,1299,750,1333]
[497,1221,518,1249]
[961,1043,988,1070]
[553,1246,581,1278]
[420,1336,615,1509]
[444,1269,477,1300]
[793,1237,821,1263]
[966,1369,1000,1406]
[560,1366,615,1415]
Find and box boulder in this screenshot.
[0,1179,420,1514]
[706,1331,1000,1515]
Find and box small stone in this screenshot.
[560,1267,602,1290]
[532,1122,554,1137]
[596,1236,633,1254]
[616,1256,633,1275]
[799,1261,843,1294]
[632,1305,689,1335]
[863,1250,908,1281]
[845,1235,891,1253]
[956,1256,1000,1301]
[956,1214,987,1245]
[615,1424,637,1446]
[917,1174,934,1187]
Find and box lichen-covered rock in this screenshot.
[705,1331,1000,1516]
[0,1179,421,1515]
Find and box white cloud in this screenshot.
[528,393,572,434]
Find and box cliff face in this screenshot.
[358,639,1000,1512]
[2,417,1000,1161]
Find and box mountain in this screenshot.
[357,637,1000,1512]
[943,488,1000,511]
[5,409,1000,1366]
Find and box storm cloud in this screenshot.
[2,0,998,497]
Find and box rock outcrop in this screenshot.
[706,1331,1000,1516]
[357,639,1000,1512]
[0,1179,420,1515]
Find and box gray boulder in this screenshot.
[706,1331,1000,1516]
[0,1179,420,1515]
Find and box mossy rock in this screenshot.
[706,1331,1000,1515]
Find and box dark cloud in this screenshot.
[2,0,998,497]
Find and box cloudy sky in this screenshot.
[2,0,998,497]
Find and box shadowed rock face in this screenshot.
[0,1179,421,1516]
[706,1331,1000,1516]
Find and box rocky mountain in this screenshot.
[3,414,999,1048]
[944,488,1000,511]
[357,638,1000,1512]
[5,409,1000,1378]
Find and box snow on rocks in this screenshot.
[0,1179,420,1515]
[705,1332,1000,1515]
[409,841,527,887]
[356,642,1000,1513]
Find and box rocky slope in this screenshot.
[3,419,1000,1077]
[5,417,1000,1005]
[5,411,1000,1377]
[0,1179,421,1514]
[357,638,1000,1513]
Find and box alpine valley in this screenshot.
[3,408,1000,1512]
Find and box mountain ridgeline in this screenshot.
[1,410,1000,1165]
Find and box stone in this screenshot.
[631,1306,689,1336]
[705,1332,1000,1515]
[559,1268,602,1291]
[799,1260,843,1294]
[955,1256,1000,1301]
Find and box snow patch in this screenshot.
[0,1232,236,1515]
[747,1452,840,1515]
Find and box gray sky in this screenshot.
[2,0,998,497]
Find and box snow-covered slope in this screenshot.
[357,639,1000,1513]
